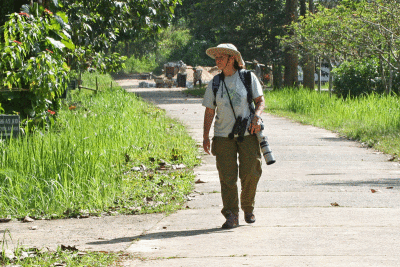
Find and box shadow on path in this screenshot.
[123,88,204,105]
[86,227,232,246]
[314,178,400,189]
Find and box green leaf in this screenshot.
[61,39,75,50]
[46,37,66,50]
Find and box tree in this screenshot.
[300,0,315,90]
[282,0,400,95]
[353,0,400,94]
[58,0,180,74]
[284,0,299,87]
[0,0,180,120]
[0,3,72,120]
[174,0,287,81]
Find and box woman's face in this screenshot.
[215,53,233,70]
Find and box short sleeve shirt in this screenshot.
[202,71,263,137]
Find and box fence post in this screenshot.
[79,71,82,91]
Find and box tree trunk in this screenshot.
[273,64,283,90]
[328,60,333,97]
[284,0,299,88]
[317,57,321,93]
[302,0,315,90]
[300,0,306,16]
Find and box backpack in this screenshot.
[212,69,255,113]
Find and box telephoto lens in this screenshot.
[256,131,276,165]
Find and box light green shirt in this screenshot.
[202,71,263,137]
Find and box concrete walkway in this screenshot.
[117,80,400,267]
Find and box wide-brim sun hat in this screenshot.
[206,43,245,67]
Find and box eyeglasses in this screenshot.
[215,55,231,61]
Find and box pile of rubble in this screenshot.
[185,66,220,84]
[153,63,221,88]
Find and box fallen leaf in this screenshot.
[172,163,186,169]
[330,202,340,207]
[371,189,377,193]
[158,166,168,170]
[129,206,142,212]
[53,262,67,266]
[387,187,394,189]
[23,216,34,223]
[20,251,29,259]
[195,179,206,184]
[0,218,11,223]
[61,245,78,252]
[3,249,15,260]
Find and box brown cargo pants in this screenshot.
[212,135,262,218]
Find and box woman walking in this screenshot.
[202,43,265,229]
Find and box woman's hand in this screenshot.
[203,138,211,154]
[249,115,262,135]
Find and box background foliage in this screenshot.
[2,0,400,117]
[0,0,179,120]
[0,4,72,121]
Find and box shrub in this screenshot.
[332,57,385,98]
[124,54,158,74]
[0,4,72,121]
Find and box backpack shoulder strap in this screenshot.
[212,73,223,106]
[238,69,254,111]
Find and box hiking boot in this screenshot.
[244,212,256,223]
[222,212,239,229]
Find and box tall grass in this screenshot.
[266,88,400,156]
[0,73,200,218]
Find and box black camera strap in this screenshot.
[221,80,238,120]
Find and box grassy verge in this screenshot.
[266,88,400,158]
[185,84,207,97]
[1,72,201,265]
[1,243,121,267]
[0,72,201,219]
[185,86,400,159]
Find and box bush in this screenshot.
[332,57,385,98]
[124,54,158,74]
[0,4,72,121]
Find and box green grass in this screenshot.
[1,223,123,266]
[185,86,400,159]
[1,246,121,267]
[0,72,201,219]
[265,88,400,157]
[185,84,207,97]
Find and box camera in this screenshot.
[228,116,248,142]
[255,129,276,165]
[228,113,276,165]
[249,114,276,165]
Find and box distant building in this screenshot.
[297,66,331,84]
